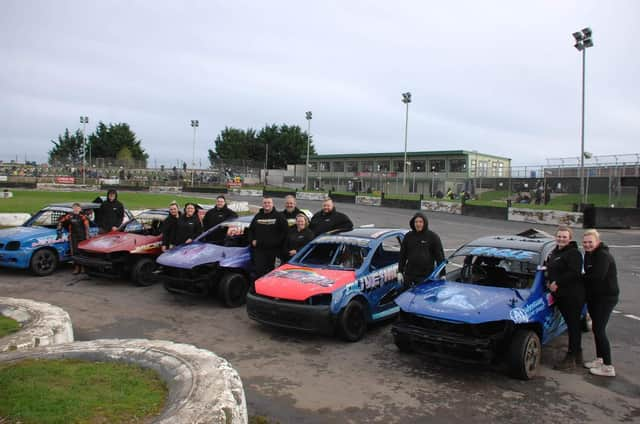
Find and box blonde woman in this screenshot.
[582,229,619,377]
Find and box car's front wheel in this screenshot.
[337,299,367,342]
[217,272,249,308]
[507,329,541,380]
[30,249,58,276]
[131,257,158,286]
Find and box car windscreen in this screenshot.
[123,212,168,235]
[443,246,540,289]
[295,242,369,270]
[200,222,250,247]
[24,209,96,228]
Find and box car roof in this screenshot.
[465,230,555,254]
[334,228,407,239]
[45,202,102,210]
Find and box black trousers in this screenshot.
[253,249,277,278]
[556,295,584,355]
[587,297,618,365]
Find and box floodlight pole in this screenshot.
[80,116,88,185]
[573,27,593,208]
[401,92,411,188]
[305,111,312,190]
[191,120,199,187]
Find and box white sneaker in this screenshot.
[583,357,603,369]
[590,364,616,377]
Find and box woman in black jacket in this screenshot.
[546,225,584,370]
[173,203,202,246]
[582,229,619,377]
[284,213,314,262]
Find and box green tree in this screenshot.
[209,124,315,168]
[88,122,148,165]
[48,128,85,165]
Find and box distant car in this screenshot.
[391,229,586,380]
[156,215,254,307]
[73,209,170,286]
[0,202,131,276]
[247,228,407,342]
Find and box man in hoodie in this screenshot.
[203,195,238,231]
[248,196,289,277]
[397,212,444,290]
[97,189,125,233]
[309,197,353,236]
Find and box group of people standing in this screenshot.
[546,225,619,377]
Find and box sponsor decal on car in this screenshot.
[469,247,535,261]
[314,236,370,247]
[270,268,336,287]
[31,236,66,247]
[356,264,397,292]
[132,241,162,253]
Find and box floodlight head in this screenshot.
[305,111,312,120]
[583,38,594,48]
[572,31,584,42]
[574,42,585,51]
[402,92,412,103]
[582,27,592,38]
[584,151,593,159]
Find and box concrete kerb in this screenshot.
[0,297,74,352]
[0,339,248,424]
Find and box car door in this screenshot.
[364,234,403,320]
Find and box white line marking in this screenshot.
[444,248,456,252]
[613,310,621,314]
[624,314,640,321]
[608,245,640,248]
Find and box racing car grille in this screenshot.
[402,314,509,338]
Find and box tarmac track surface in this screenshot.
[1,195,639,423]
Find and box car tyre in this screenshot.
[29,249,58,276]
[218,272,249,308]
[131,257,158,286]
[337,299,367,342]
[508,330,541,380]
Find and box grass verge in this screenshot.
[0,358,167,424]
[0,315,20,338]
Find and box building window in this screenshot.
[376,160,390,172]
[332,161,344,172]
[429,159,445,172]
[360,161,373,172]
[393,160,404,172]
[411,160,425,172]
[309,162,318,171]
[319,161,330,172]
[346,161,358,172]
[478,160,488,177]
[450,158,466,173]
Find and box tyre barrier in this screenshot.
[0,297,74,352]
[0,339,248,424]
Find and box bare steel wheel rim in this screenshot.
[525,336,540,373]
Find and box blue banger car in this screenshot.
[0,203,103,276]
[247,228,408,342]
[392,229,583,379]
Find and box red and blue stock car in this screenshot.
[247,228,407,342]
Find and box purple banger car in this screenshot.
[156,215,254,307]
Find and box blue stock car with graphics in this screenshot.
[0,203,104,276]
[392,229,584,379]
[247,228,408,342]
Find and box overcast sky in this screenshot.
[1,1,639,167]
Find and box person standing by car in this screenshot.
[173,203,202,246]
[284,213,314,262]
[397,212,444,290]
[161,202,181,252]
[248,196,288,277]
[546,225,584,370]
[310,197,353,236]
[582,229,619,377]
[202,195,238,231]
[97,189,125,233]
[281,195,302,227]
[58,203,90,274]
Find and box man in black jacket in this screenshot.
[309,197,353,236]
[397,212,444,289]
[97,189,125,233]
[161,202,181,251]
[281,195,302,227]
[203,195,238,231]
[248,196,289,277]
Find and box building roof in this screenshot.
[310,150,511,161]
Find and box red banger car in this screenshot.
[74,209,171,286]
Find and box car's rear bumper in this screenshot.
[391,321,503,363]
[246,292,334,335]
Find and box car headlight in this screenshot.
[5,241,20,251]
[307,294,332,306]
